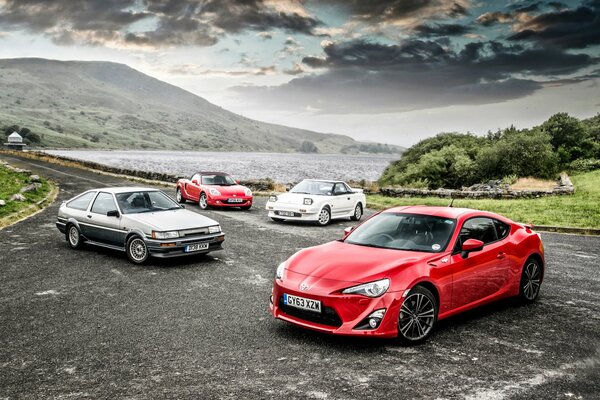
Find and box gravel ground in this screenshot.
[0,154,598,400]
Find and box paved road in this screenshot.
[0,154,599,400]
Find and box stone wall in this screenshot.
[380,173,574,199]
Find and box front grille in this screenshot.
[179,228,209,237]
[278,296,342,327]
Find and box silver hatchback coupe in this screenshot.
[56,187,224,264]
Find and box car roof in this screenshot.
[382,205,501,220]
[302,179,345,184]
[85,187,161,194]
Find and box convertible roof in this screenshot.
[197,171,230,175]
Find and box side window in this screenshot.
[91,192,117,215]
[67,191,96,211]
[333,183,346,195]
[459,217,498,245]
[494,219,510,240]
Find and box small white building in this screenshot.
[4,131,26,150]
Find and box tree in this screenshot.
[299,141,318,153]
[540,113,588,163]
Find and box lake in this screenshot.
[43,150,398,182]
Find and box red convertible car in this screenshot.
[270,206,544,343]
[176,172,253,210]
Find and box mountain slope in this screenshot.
[0,58,402,154]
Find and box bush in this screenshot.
[570,158,600,173]
[299,141,318,153]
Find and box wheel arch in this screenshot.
[526,252,545,281]
[411,280,440,309]
[66,217,81,231]
[124,228,147,246]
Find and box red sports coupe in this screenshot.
[270,206,544,343]
[176,172,253,210]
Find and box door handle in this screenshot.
[347,197,351,200]
[87,215,92,219]
[497,252,505,259]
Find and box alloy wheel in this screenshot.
[522,260,542,301]
[199,193,208,209]
[68,226,80,247]
[318,208,330,225]
[351,204,362,221]
[399,291,436,342]
[129,238,147,263]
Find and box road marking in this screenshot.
[3,157,110,186]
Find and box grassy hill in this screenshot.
[0,58,403,154]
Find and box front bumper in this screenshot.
[146,233,225,258]
[265,202,319,221]
[208,195,252,207]
[269,278,401,338]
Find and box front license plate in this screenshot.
[278,211,295,217]
[185,243,209,252]
[229,198,243,203]
[283,293,321,313]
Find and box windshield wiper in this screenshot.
[349,242,387,249]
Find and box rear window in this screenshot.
[67,191,96,211]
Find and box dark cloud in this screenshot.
[507,1,600,49]
[0,0,323,48]
[310,0,470,22]
[414,23,472,37]
[233,39,596,113]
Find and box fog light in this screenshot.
[368,318,378,328]
[159,242,176,247]
[216,200,221,204]
[354,308,387,330]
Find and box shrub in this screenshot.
[570,158,600,173]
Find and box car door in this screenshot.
[186,173,201,201]
[85,192,123,246]
[450,217,510,309]
[332,183,353,216]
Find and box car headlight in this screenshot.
[244,188,252,196]
[303,198,313,205]
[209,188,221,196]
[152,230,179,239]
[342,278,390,297]
[208,225,221,234]
[276,262,286,280]
[269,195,278,202]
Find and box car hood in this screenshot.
[285,240,434,284]
[210,185,248,196]
[124,209,218,231]
[276,192,319,205]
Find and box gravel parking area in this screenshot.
[1,154,598,399]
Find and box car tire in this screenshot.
[350,203,363,221]
[199,193,209,210]
[271,217,284,223]
[397,286,438,344]
[126,235,149,264]
[316,207,331,226]
[66,224,84,249]
[176,188,186,204]
[519,257,542,303]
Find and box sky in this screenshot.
[0,0,599,147]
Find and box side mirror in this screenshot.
[192,179,199,185]
[344,226,355,236]
[461,239,484,258]
[107,210,120,218]
[285,187,290,192]
[235,179,241,184]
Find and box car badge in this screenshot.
[299,282,310,291]
[441,258,449,264]
[233,194,236,197]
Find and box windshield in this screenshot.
[345,213,456,253]
[290,180,334,196]
[201,174,236,186]
[115,191,181,214]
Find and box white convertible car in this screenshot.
[265,179,366,226]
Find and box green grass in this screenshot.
[0,164,51,220]
[367,170,600,229]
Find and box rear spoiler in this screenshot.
[517,223,534,232]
